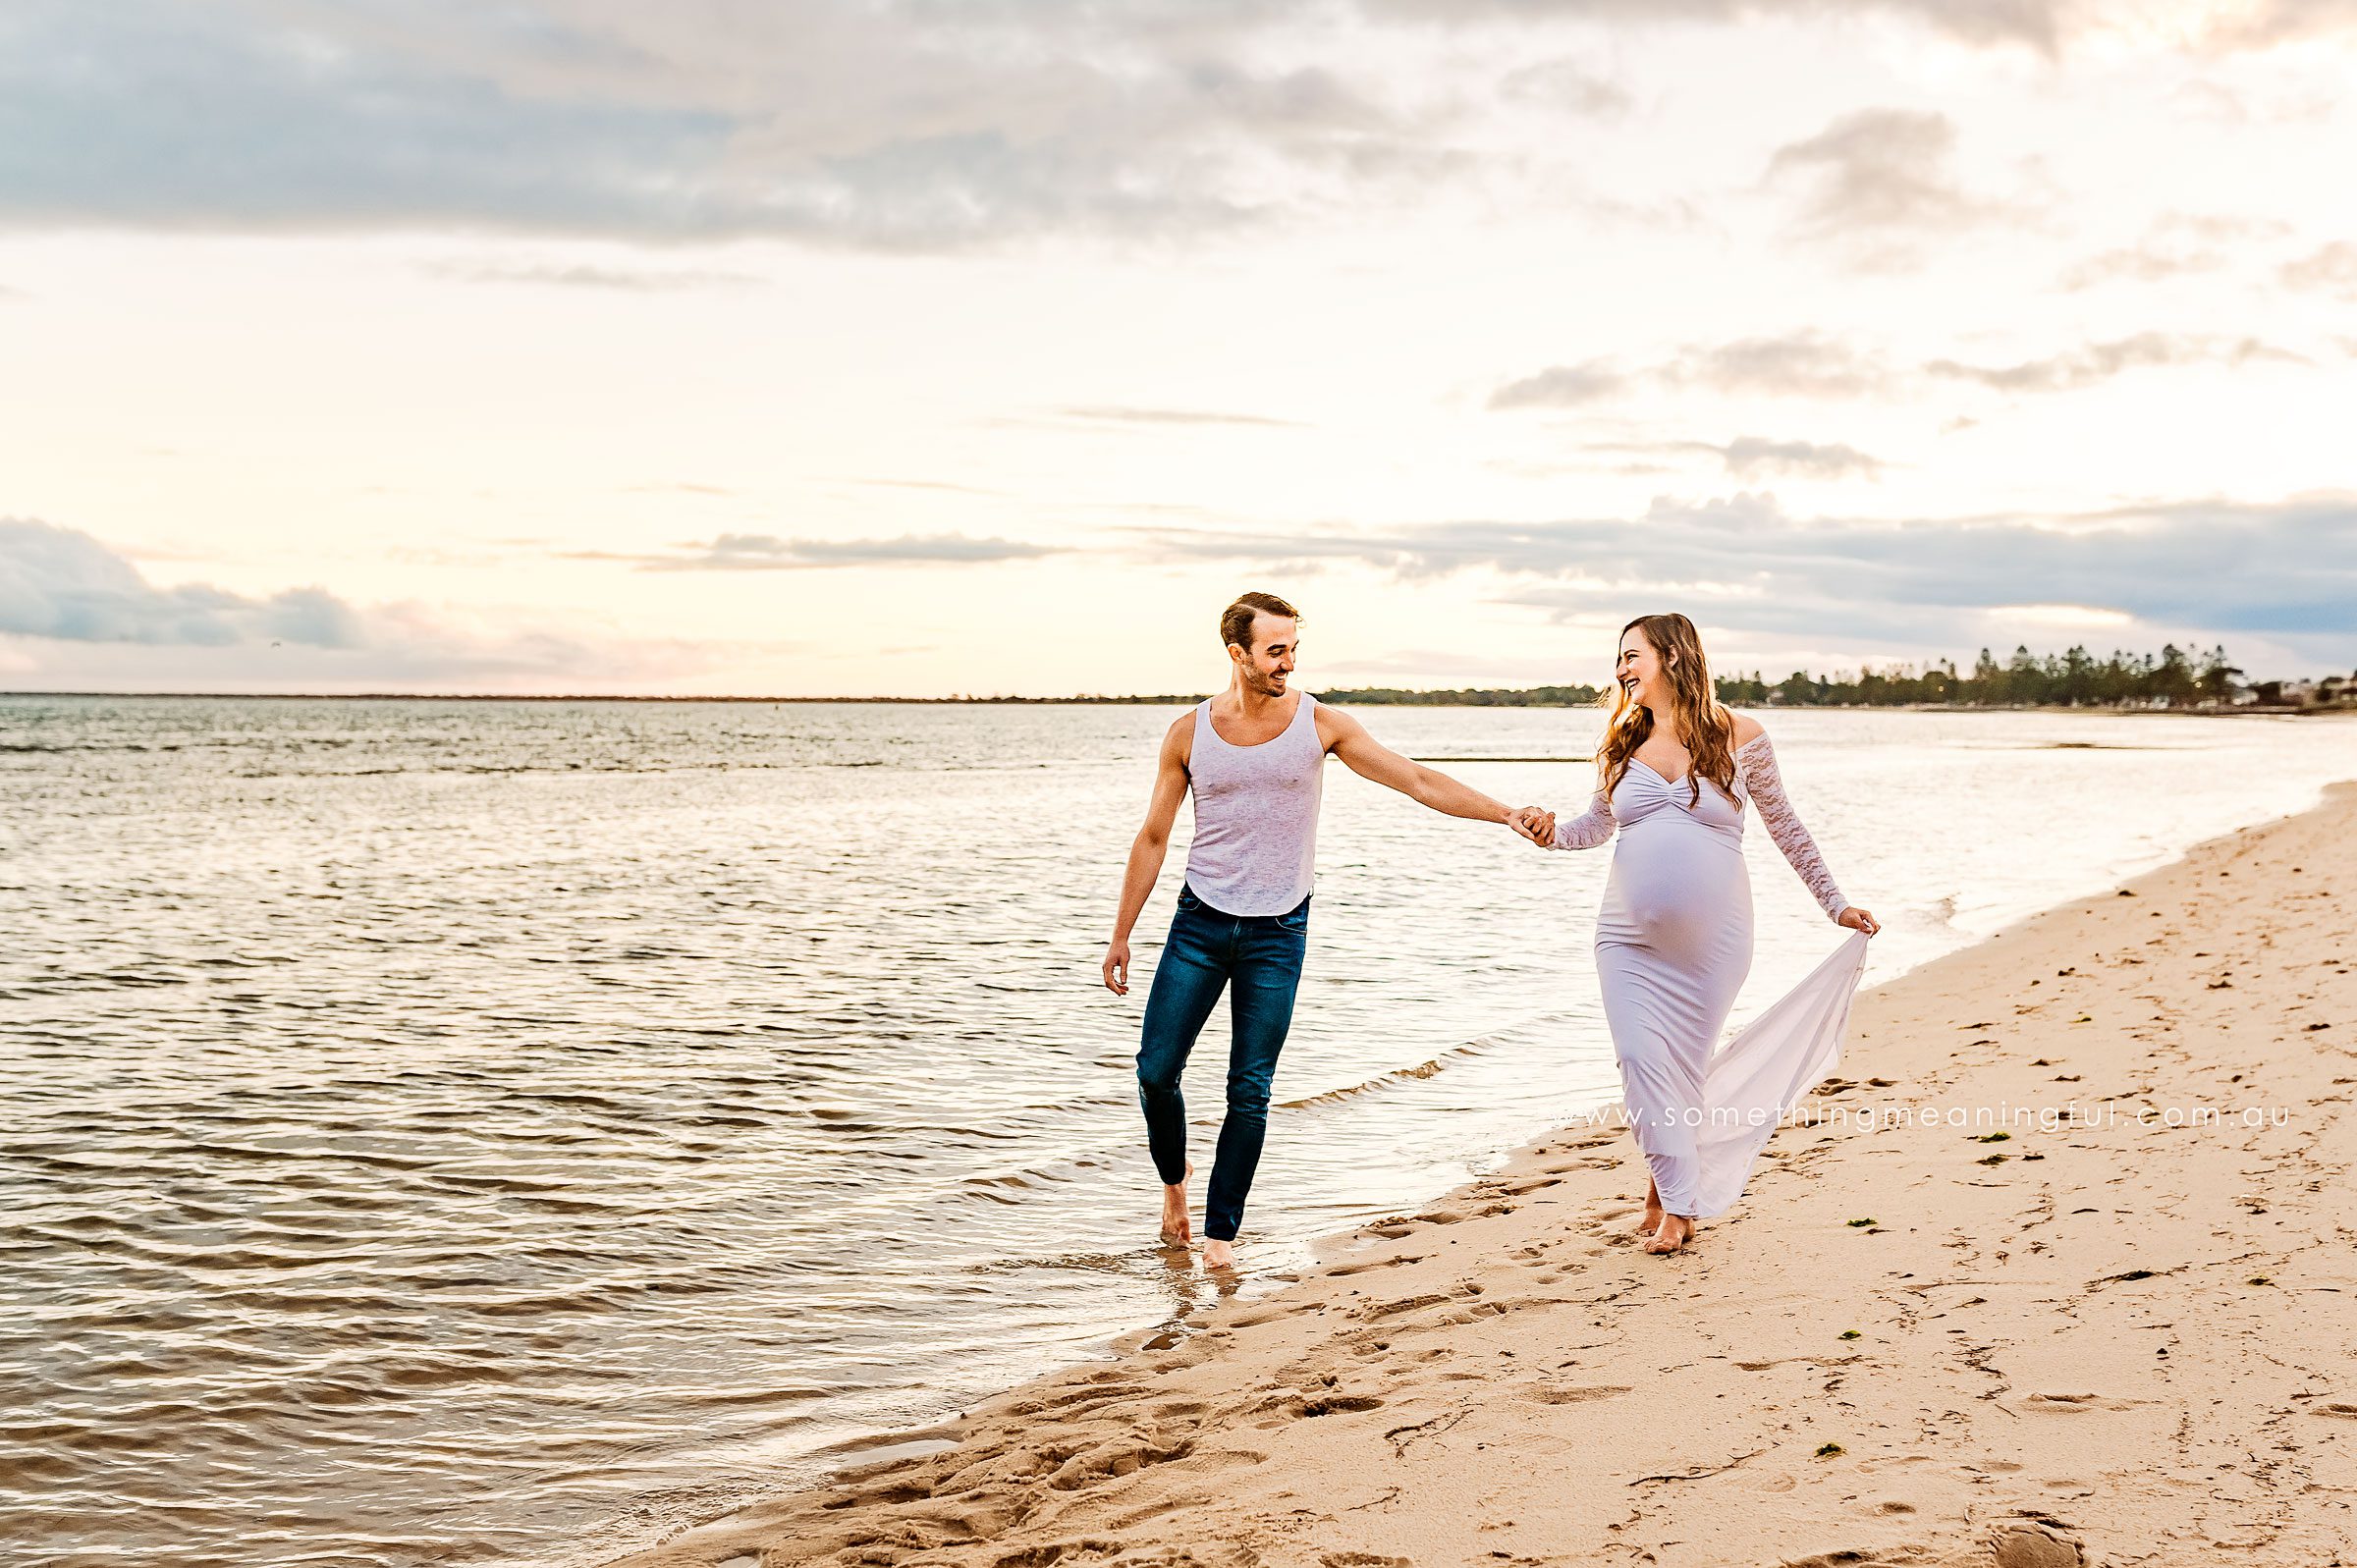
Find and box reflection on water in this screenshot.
[3,696,2351,1566]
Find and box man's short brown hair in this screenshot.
[1220,592,1301,653]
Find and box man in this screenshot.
[1100,592,1555,1270]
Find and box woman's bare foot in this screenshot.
[1202,1237,1236,1271]
[1643,1213,1695,1255]
[1630,1174,1665,1236]
[1159,1162,1194,1246]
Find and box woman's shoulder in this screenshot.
[1727,710,1768,749]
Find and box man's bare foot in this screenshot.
[1643,1214,1695,1255]
[1159,1162,1194,1246]
[1202,1237,1237,1271]
[1630,1174,1664,1236]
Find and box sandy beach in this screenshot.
[614,782,2357,1568]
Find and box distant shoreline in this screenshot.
[1,689,2346,717]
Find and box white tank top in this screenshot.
[1182,692,1323,916]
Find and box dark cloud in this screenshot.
[26,0,2347,252]
[0,0,1447,250]
[581,532,1064,570]
[0,518,756,687]
[0,517,365,647]
[1926,333,2307,393]
[2282,242,2357,301]
[1133,491,2357,646]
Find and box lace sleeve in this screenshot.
[1549,782,1616,850]
[1737,732,1849,922]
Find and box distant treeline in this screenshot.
[1718,642,2250,709]
[1318,683,1607,707]
[1319,642,2265,710]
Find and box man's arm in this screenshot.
[1320,705,1528,826]
[1103,717,1191,996]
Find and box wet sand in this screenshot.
[610,782,2357,1567]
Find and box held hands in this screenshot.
[1507,805,1556,847]
[1102,938,1131,996]
[1837,906,1881,938]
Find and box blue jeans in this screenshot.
[1135,884,1310,1242]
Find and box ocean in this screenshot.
[5,695,2353,1567]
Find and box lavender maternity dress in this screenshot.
[1550,731,1869,1220]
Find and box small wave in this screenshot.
[1279,1040,1496,1110]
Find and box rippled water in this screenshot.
[5,696,2353,1567]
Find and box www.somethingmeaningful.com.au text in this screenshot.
[1587,1101,2294,1132]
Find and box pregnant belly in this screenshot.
[1598,822,1750,959]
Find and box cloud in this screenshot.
[1131,490,2357,650]
[1766,109,1977,235]
[1667,332,1892,398]
[1487,361,1631,409]
[1358,0,2072,51]
[579,531,1064,569]
[0,517,364,646]
[1498,56,1633,117]
[1493,322,2319,416]
[1762,107,2045,265]
[2058,212,2290,291]
[1926,332,2307,393]
[1575,435,1886,478]
[1719,436,1883,479]
[2282,242,2357,301]
[2201,0,2357,47]
[1490,331,1891,409]
[0,516,734,687]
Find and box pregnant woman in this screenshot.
[1538,613,1880,1256]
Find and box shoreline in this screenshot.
[602,778,2357,1567]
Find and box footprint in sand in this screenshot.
[1328,1254,1426,1277]
[1519,1382,1632,1405]
[2023,1391,2143,1413]
[1990,1521,2087,1567]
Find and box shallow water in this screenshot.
[4,697,2352,1566]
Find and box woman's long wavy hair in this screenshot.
[1597,613,1736,809]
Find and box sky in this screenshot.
[2,0,2354,697]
